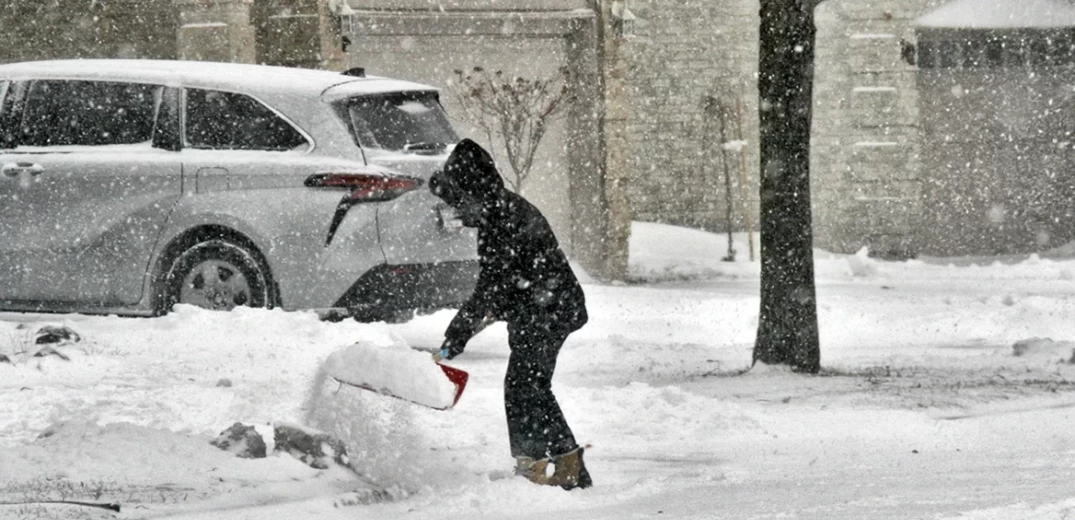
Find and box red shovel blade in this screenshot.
[439,364,469,408]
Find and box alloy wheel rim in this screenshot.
[178,259,253,311]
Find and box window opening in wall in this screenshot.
[917,30,1075,70]
[918,41,936,69]
[984,39,1004,68]
[963,39,984,68]
[1003,39,1026,68]
[939,41,960,69]
[1047,34,1075,66]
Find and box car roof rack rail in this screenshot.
[342,67,366,78]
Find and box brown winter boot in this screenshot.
[514,456,552,485]
[547,446,592,490]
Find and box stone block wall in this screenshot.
[177,0,257,63]
[625,0,1034,259]
[811,0,945,257]
[626,0,760,236]
[0,0,178,64]
[254,0,347,70]
[0,0,344,69]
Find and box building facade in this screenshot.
[812,0,1075,257]
[810,0,946,258]
[3,0,1068,270]
[915,0,1075,255]
[626,0,760,240]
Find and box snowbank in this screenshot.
[324,340,458,410]
[1,222,1074,519]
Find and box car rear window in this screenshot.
[336,92,458,153]
[17,80,161,147]
[185,89,309,152]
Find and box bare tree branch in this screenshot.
[449,67,574,193]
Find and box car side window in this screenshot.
[184,89,309,151]
[17,80,162,147]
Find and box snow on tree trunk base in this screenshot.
[744,361,800,376]
[1011,337,1075,362]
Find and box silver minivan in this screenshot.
[0,60,478,320]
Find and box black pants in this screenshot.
[504,322,578,459]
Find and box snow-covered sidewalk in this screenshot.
[2,223,1074,519]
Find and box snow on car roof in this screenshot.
[0,59,439,97]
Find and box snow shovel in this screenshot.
[324,341,468,410]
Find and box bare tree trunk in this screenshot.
[753,0,821,373]
[717,102,736,262]
[736,98,755,262]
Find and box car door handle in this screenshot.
[2,162,44,178]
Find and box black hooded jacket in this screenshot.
[430,139,588,358]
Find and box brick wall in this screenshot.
[0,0,178,64]
[626,0,760,235]
[811,0,946,257]
[0,0,342,69]
[254,0,346,70]
[625,0,954,257]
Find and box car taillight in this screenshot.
[308,173,424,247]
[305,173,422,202]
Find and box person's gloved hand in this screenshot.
[433,338,463,362]
[432,347,451,363]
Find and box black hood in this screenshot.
[430,139,504,206]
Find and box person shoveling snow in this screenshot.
[428,139,592,491]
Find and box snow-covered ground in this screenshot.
[2,221,1074,520]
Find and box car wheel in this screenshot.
[164,239,272,312]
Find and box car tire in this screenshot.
[163,239,273,312]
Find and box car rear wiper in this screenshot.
[402,142,447,153]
